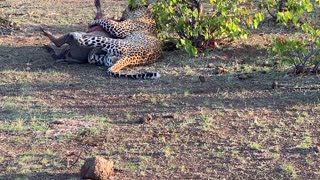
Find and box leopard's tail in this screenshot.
[107,71,161,79]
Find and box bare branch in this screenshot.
[300,48,320,66]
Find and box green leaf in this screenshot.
[253,19,259,29]
[181,39,198,57]
[180,39,186,45]
[316,39,320,47]
[192,10,198,18]
[306,3,313,12]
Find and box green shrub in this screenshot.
[267,0,320,73]
[129,0,319,73]
[130,0,264,56]
[155,0,265,56]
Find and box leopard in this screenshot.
[72,3,162,79]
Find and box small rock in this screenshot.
[198,76,206,82]
[262,61,272,67]
[207,63,215,68]
[216,66,228,74]
[271,81,279,89]
[313,146,320,153]
[139,114,153,124]
[80,156,114,180]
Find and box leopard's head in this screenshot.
[120,4,153,21]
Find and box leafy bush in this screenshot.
[156,0,265,56]
[267,0,320,73]
[129,0,319,73]
[130,0,264,56]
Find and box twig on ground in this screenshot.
[69,150,83,168]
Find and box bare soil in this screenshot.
[0,0,319,179]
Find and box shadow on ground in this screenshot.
[0,172,79,180]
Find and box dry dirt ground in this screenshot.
[0,0,320,179]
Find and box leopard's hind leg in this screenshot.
[88,48,115,66]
